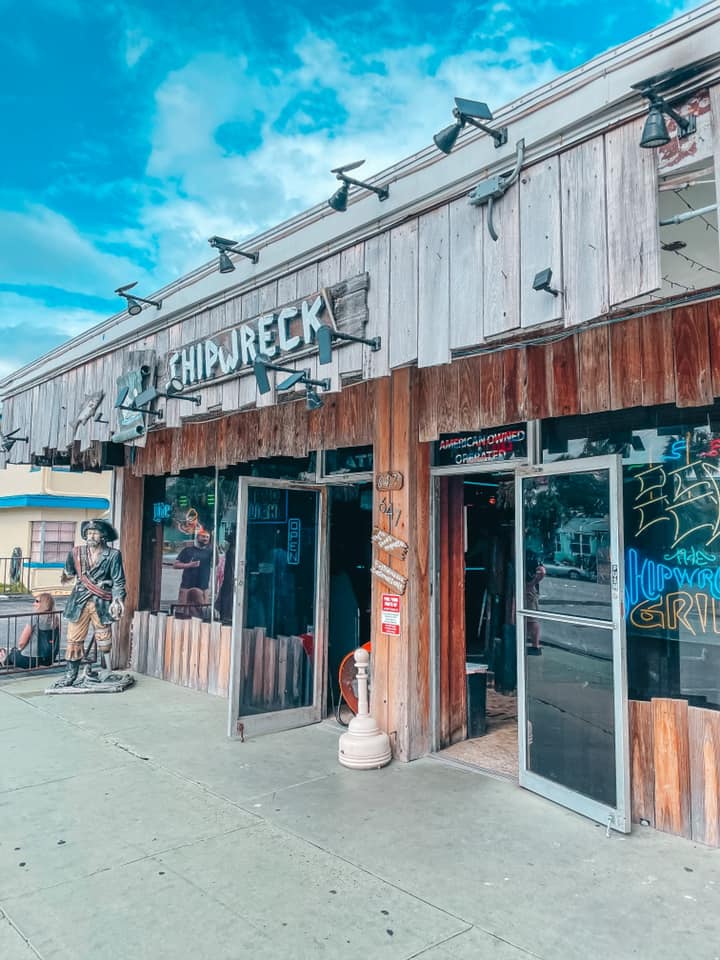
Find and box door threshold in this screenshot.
[429,752,518,784]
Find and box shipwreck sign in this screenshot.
[165,273,370,390]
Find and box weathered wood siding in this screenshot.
[629,697,720,847]
[6,92,714,464]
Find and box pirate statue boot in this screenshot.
[54,659,81,688]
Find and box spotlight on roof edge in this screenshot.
[433,97,508,154]
[327,160,390,213]
[208,236,260,273]
[114,282,162,317]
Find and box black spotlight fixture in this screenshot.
[252,356,331,405]
[434,97,508,154]
[638,93,696,149]
[115,282,162,316]
[327,160,390,213]
[316,324,381,365]
[532,268,560,297]
[0,428,28,454]
[208,236,259,273]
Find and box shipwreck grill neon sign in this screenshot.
[166,294,327,388]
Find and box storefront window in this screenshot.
[543,404,720,710]
[323,445,373,477]
[141,455,317,623]
[159,472,217,618]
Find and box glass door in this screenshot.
[515,455,630,832]
[228,479,328,738]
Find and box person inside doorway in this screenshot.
[525,550,546,655]
[174,527,213,606]
[0,593,60,668]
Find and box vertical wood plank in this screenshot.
[688,706,720,847]
[503,347,527,423]
[707,298,720,399]
[578,326,611,414]
[163,615,173,681]
[525,344,551,420]
[629,699,655,826]
[218,625,232,698]
[652,697,691,839]
[641,310,676,406]
[483,182,520,338]
[609,317,643,410]
[456,356,482,431]
[548,337,579,418]
[606,118,661,305]
[479,352,505,427]
[672,303,713,407]
[436,364,460,434]
[338,243,366,376]
[417,367,440,443]
[389,219,419,368]
[520,157,563,328]
[449,195,484,350]
[417,206,450,367]
[363,232,391,379]
[198,621,210,692]
[386,367,412,757]
[561,137,609,326]
[206,621,221,697]
[370,376,392,733]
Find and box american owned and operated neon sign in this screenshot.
[165,294,328,388]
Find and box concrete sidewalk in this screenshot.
[0,675,718,960]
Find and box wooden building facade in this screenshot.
[3,4,720,844]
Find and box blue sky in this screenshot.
[0,0,702,378]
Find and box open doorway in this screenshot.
[437,472,519,779]
[326,483,373,720]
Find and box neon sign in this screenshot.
[625,547,720,606]
[632,461,720,548]
[629,591,720,637]
[435,425,527,466]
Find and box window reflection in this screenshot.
[521,472,612,620]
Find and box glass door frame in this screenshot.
[227,478,329,739]
[514,454,630,833]
[428,460,524,754]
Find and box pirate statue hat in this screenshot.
[81,519,119,543]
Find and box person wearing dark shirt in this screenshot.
[0,593,59,669]
[174,529,213,606]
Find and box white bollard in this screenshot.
[338,648,392,769]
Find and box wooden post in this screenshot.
[370,368,430,761]
[116,468,144,669]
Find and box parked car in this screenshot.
[542,560,593,581]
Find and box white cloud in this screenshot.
[0,203,150,297]
[0,291,109,377]
[1,17,564,367]
[137,28,562,277]
[123,26,152,67]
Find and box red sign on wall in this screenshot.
[381,593,401,636]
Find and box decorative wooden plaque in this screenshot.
[371,559,408,595]
[371,527,409,560]
[376,471,404,491]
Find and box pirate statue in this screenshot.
[55,519,126,688]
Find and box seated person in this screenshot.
[0,593,60,668]
[175,587,210,621]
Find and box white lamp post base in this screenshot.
[338,648,392,770]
